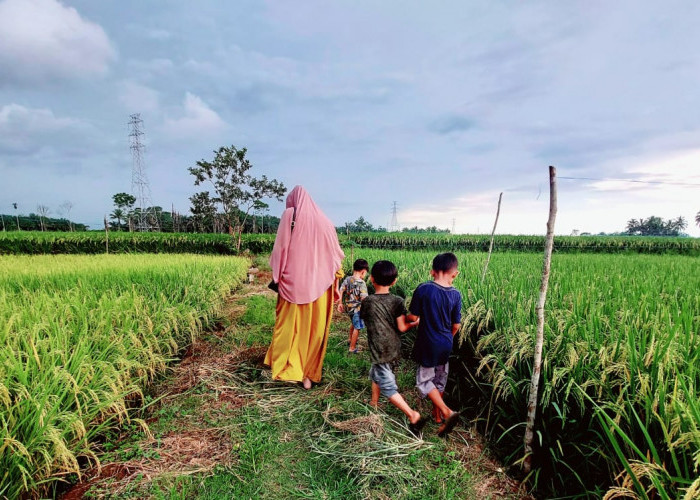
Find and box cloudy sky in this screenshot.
[1,0,699,236]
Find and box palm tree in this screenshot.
[110,208,125,231]
[696,211,700,229]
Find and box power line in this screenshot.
[559,176,700,187]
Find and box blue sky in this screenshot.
[1,0,699,235]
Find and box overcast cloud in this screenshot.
[0,0,698,236]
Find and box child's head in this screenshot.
[431,252,459,283]
[353,259,370,273]
[370,260,398,287]
[432,252,458,273]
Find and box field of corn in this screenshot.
[1,231,698,256]
[344,250,700,499]
[0,254,248,499]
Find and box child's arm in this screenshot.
[396,314,419,332]
[336,279,346,311]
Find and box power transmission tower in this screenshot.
[128,113,159,231]
[452,218,456,234]
[389,201,400,232]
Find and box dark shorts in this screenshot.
[350,311,365,330]
[416,363,449,397]
[369,362,399,398]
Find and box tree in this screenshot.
[696,211,700,229]
[36,204,50,231]
[111,193,136,231]
[57,201,74,231]
[12,203,20,230]
[188,146,286,248]
[189,191,217,233]
[252,200,269,233]
[110,208,126,230]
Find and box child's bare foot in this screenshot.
[368,399,379,409]
[302,377,312,390]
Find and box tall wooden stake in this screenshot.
[523,166,557,474]
[481,192,503,283]
[104,215,110,254]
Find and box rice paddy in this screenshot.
[346,249,700,498]
[2,237,698,498]
[0,254,248,499]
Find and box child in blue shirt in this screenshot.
[408,252,462,437]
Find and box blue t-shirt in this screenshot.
[409,281,462,367]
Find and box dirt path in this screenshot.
[63,276,528,499]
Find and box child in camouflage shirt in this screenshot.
[337,259,369,353]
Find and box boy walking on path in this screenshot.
[337,259,369,353]
[408,252,462,437]
[360,260,426,436]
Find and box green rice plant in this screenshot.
[0,254,248,498]
[343,249,699,498]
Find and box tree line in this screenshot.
[337,216,450,234]
[624,215,691,237]
[1,201,85,231]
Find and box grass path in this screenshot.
[63,275,526,499]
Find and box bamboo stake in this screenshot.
[481,192,503,283]
[523,166,557,474]
[104,215,109,254]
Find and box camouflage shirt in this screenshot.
[339,276,368,314]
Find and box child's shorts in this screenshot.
[369,363,398,398]
[350,311,365,330]
[416,363,449,397]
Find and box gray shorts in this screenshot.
[369,363,399,398]
[416,363,449,397]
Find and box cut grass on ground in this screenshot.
[64,278,526,500]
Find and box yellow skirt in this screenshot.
[264,285,335,383]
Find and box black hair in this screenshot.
[353,259,370,272]
[432,252,458,273]
[370,260,398,286]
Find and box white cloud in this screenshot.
[0,103,84,154]
[162,92,227,139]
[0,0,116,86]
[119,81,160,113]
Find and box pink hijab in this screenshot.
[270,186,345,305]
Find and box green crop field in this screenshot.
[0,254,248,499]
[1,231,698,256]
[343,250,700,498]
[2,232,698,498]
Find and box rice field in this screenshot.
[0,254,248,499]
[345,250,700,498]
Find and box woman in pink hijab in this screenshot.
[264,186,345,389]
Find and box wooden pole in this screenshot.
[104,215,109,254]
[481,192,503,283]
[523,166,557,474]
